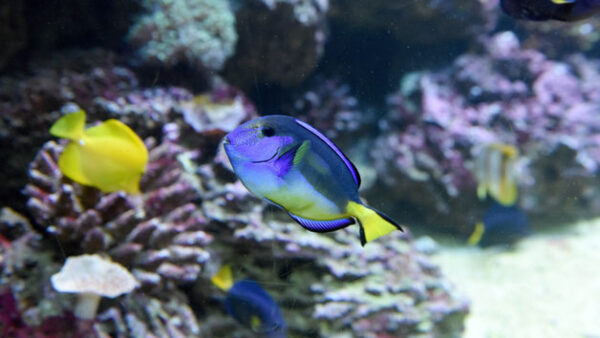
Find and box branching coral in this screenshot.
[24,138,212,289]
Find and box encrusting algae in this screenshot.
[49,110,148,194]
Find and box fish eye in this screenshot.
[262,126,275,137]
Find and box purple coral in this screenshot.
[371,31,600,233]
[24,138,212,289]
[290,77,364,141]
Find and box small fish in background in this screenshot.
[475,143,519,206]
[211,265,287,338]
[468,202,532,248]
[223,115,403,246]
[500,0,600,21]
[49,110,148,194]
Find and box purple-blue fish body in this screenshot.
[224,115,402,245]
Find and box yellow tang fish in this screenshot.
[475,143,519,206]
[49,110,148,194]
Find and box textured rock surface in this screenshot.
[128,0,237,71]
[224,0,328,88]
[370,32,600,234]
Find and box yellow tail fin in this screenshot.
[211,265,233,291]
[468,222,485,246]
[50,110,86,141]
[347,201,402,246]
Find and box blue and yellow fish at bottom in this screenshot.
[49,110,148,194]
[211,265,286,338]
[468,202,531,248]
[223,115,402,246]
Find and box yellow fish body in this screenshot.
[475,143,518,206]
[49,110,148,194]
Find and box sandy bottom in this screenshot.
[431,219,600,338]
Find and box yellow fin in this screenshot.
[58,142,93,185]
[250,315,262,331]
[497,179,517,206]
[293,140,310,166]
[477,184,487,201]
[211,265,233,292]
[551,0,575,3]
[468,222,485,245]
[50,110,86,141]
[347,201,401,246]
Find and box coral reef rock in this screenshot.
[24,138,212,290]
[128,0,237,71]
[371,31,600,234]
[192,155,468,337]
[224,0,329,88]
[0,50,138,209]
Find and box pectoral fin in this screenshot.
[273,140,310,177]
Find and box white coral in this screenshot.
[128,0,237,70]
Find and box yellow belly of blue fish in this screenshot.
[241,166,344,220]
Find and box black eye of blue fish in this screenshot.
[262,126,275,137]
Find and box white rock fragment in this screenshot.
[51,254,138,319]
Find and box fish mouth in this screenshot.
[251,147,279,163]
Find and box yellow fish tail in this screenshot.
[49,110,86,141]
[211,265,233,292]
[497,181,517,206]
[468,221,485,245]
[477,184,487,201]
[347,201,402,246]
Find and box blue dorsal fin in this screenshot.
[295,119,361,187]
[288,213,355,233]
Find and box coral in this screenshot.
[192,155,468,337]
[0,208,199,337]
[518,19,600,58]
[224,0,328,88]
[128,0,237,71]
[0,48,255,211]
[289,77,364,141]
[0,289,96,338]
[0,49,138,210]
[370,31,600,234]
[2,33,467,337]
[97,290,199,337]
[24,138,212,290]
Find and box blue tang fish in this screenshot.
[224,115,402,246]
[211,265,286,337]
[468,202,531,248]
[501,0,600,21]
